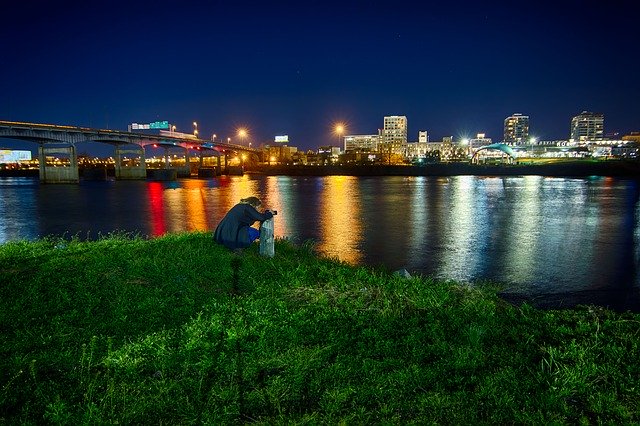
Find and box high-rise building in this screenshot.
[503,113,529,145]
[570,111,604,142]
[380,115,408,156]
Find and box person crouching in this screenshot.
[213,196,273,250]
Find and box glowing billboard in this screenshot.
[274,135,289,143]
[0,150,32,163]
[130,121,169,130]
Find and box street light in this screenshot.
[238,128,248,145]
[335,123,345,147]
[211,133,217,142]
[193,121,198,137]
[171,125,176,134]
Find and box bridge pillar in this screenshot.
[163,147,170,169]
[176,147,191,178]
[115,145,146,180]
[38,145,79,183]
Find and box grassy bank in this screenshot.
[1,233,639,424]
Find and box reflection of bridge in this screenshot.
[0,120,261,183]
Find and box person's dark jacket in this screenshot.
[213,203,273,249]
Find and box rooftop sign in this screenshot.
[130,121,169,130]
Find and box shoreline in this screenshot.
[256,160,640,177]
[2,160,638,179]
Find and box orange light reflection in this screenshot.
[317,176,363,264]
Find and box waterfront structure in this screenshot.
[263,144,298,164]
[344,134,380,152]
[469,133,492,149]
[380,116,408,157]
[318,146,341,164]
[406,141,431,159]
[622,132,640,143]
[504,113,529,145]
[570,111,604,142]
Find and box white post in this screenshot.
[259,216,275,257]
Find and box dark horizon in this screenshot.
[2,1,638,156]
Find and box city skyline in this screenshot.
[1,1,638,156]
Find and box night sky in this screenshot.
[1,0,638,156]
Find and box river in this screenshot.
[1,174,639,312]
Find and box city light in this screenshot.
[237,128,249,146]
[334,122,346,147]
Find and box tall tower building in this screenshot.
[570,111,604,142]
[381,115,408,156]
[503,113,529,145]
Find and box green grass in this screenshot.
[1,232,639,424]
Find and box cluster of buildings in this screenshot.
[264,111,638,165]
[1,112,638,168]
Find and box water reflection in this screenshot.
[1,175,638,311]
[317,176,363,264]
[0,178,39,241]
[503,176,543,285]
[147,182,166,236]
[439,176,478,281]
[263,176,292,238]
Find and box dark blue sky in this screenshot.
[1,0,638,155]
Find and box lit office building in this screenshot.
[469,133,492,149]
[503,113,529,145]
[570,111,604,142]
[344,134,380,152]
[380,115,408,155]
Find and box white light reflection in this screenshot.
[438,176,483,281]
[502,176,543,285]
[263,176,291,238]
[317,176,363,264]
[407,177,429,266]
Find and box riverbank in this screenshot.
[257,160,640,177]
[2,159,639,179]
[1,233,638,423]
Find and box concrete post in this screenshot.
[259,216,275,257]
[38,145,79,183]
[114,145,146,180]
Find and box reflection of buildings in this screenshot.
[263,176,292,238]
[317,176,363,264]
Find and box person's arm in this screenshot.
[245,205,273,222]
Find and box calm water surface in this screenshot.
[1,175,639,311]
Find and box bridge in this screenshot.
[0,120,261,183]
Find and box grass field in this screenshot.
[1,232,639,424]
